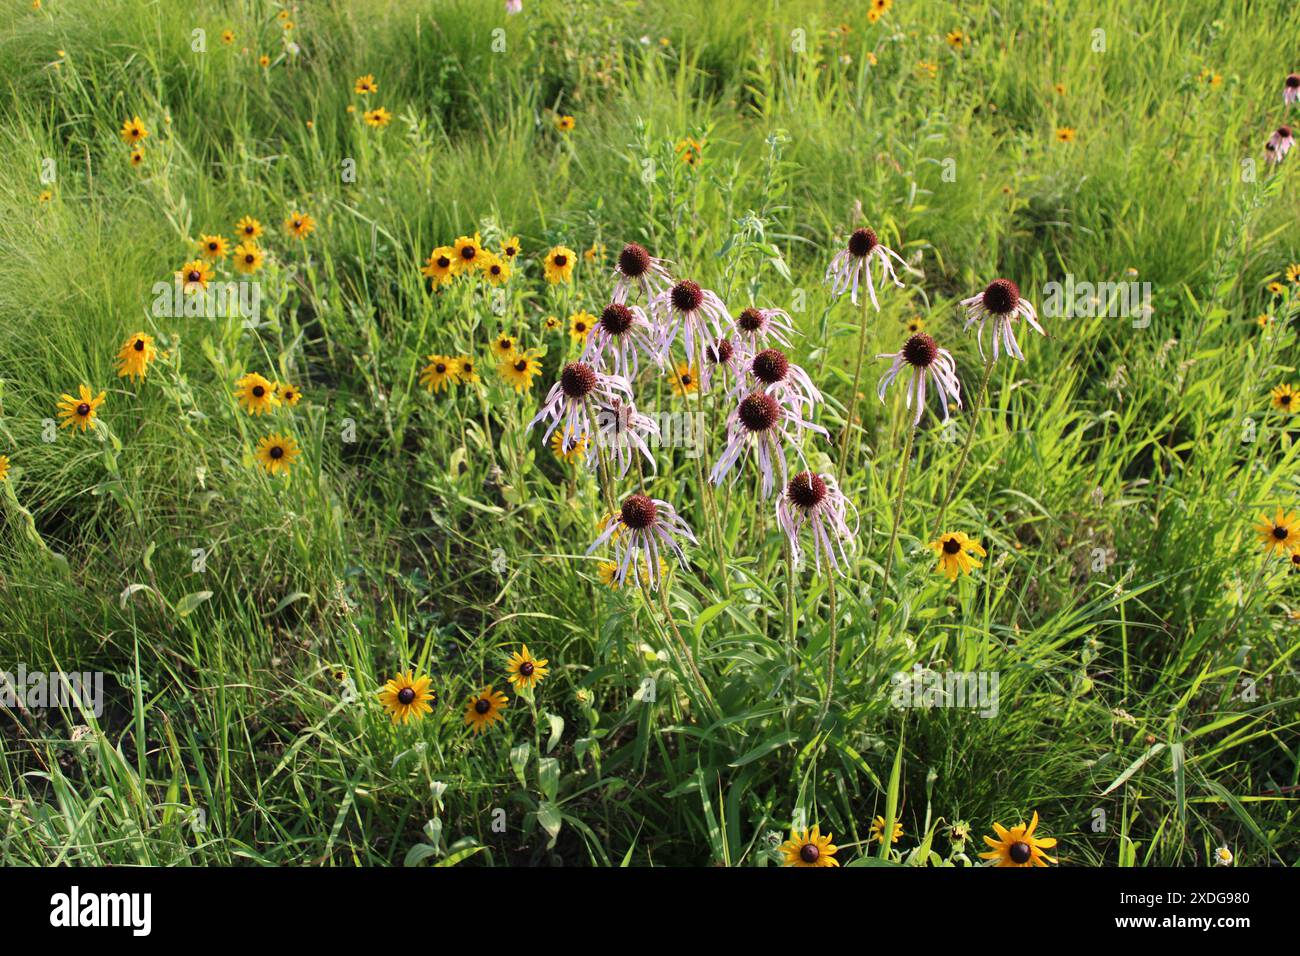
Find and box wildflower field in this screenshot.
[1,0,1298,870]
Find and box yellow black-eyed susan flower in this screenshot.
[278,383,302,406]
[491,333,519,360]
[452,233,483,274]
[1288,264,1300,284]
[419,354,456,393]
[1271,383,1297,413]
[377,671,436,725]
[221,29,235,44]
[422,246,457,287]
[119,116,148,145]
[1256,509,1300,556]
[481,253,511,286]
[928,531,986,580]
[236,216,263,241]
[129,147,145,167]
[199,234,228,259]
[501,236,521,260]
[505,645,549,691]
[551,427,587,464]
[671,361,698,396]
[584,241,606,262]
[235,372,280,416]
[779,826,839,867]
[568,311,594,344]
[869,815,903,844]
[0,455,8,481]
[543,315,561,333]
[258,54,271,68]
[1054,82,1066,96]
[906,316,926,334]
[233,241,264,275]
[1055,127,1076,143]
[499,349,543,393]
[39,189,53,203]
[363,106,392,128]
[597,560,621,589]
[554,114,575,133]
[354,74,377,95]
[463,685,508,734]
[454,356,480,384]
[1268,280,1287,295]
[543,246,576,284]
[946,29,966,49]
[979,811,1058,867]
[57,385,106,433]
[255,432,300,477]
[284,212,315,239]
[177,259,214,293]
[116,332,156,382]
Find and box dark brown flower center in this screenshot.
[188,270,201,282]
[787,472,827,509]
[560,362,597,399]
[269,445,284,459]
[982,278,1020,315]
[134,339,145,351]
[618,242,651,277]
[490,264,501,275]
[799,843,820,864]
[515,359,528,372]
[397,687,416,704]
[671,280,703,313]
[245,254,255,264]
[707,338,734,364]
[475,698,491,714]
[1274,526,1289,540]
[1288,74,1300,89]
[436,256,450,268]
[752,348,789,385]
[461,245,476,261]
[504,245,517,257]
[519,661,535,677]
[553,253,568,267]
[737,307,764,332]
[252,385,265,397]
[943,537,962,554]
[600,303,635,335]
[620,493,657,530]
[1280,126,1294,138]
[738,391,779,432]
[901,333,938,368]
[76,403,90,416]
[848,227,878,257]
[1009,841,1032,864]
[435,363,446,374]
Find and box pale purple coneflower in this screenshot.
[1266,126,1295,165]
[591,396,659,478]
[1285,73,1300,106]
[824,227,908,310]
[612,242,674,304]
[505,0,522,13]
[588,493,696,590]
[583,302,661,380]
[704,336,747,390]
[876,333,962,425]
[959,278,1045,362]
[652,279,730,391]
[529,362,631,452]
[730,306,795,351]
[744,347,822,414]
[710,390,827,498]
[776,472,858,576]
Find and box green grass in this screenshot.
[0,0,1297,867]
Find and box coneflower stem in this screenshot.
[820,573,838,722]
[784,538,797,670]
[584,397,616,515]
[931,353,994,539]
[880,419,917,612]
[838,293,872,476]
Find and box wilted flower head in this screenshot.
[704,336,747,388]
[824,226,909,310]
[588,493,697,590]
[592,397,660,478]
[582,302,661,379]
[876,333,962,425]
[960,278,1045,362]
[710,390,827,497]
[1266,126,1294,164]
[652,279,730,391]
[529,362,632,455]
[776,472,858,574]
[612,242,673,304]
